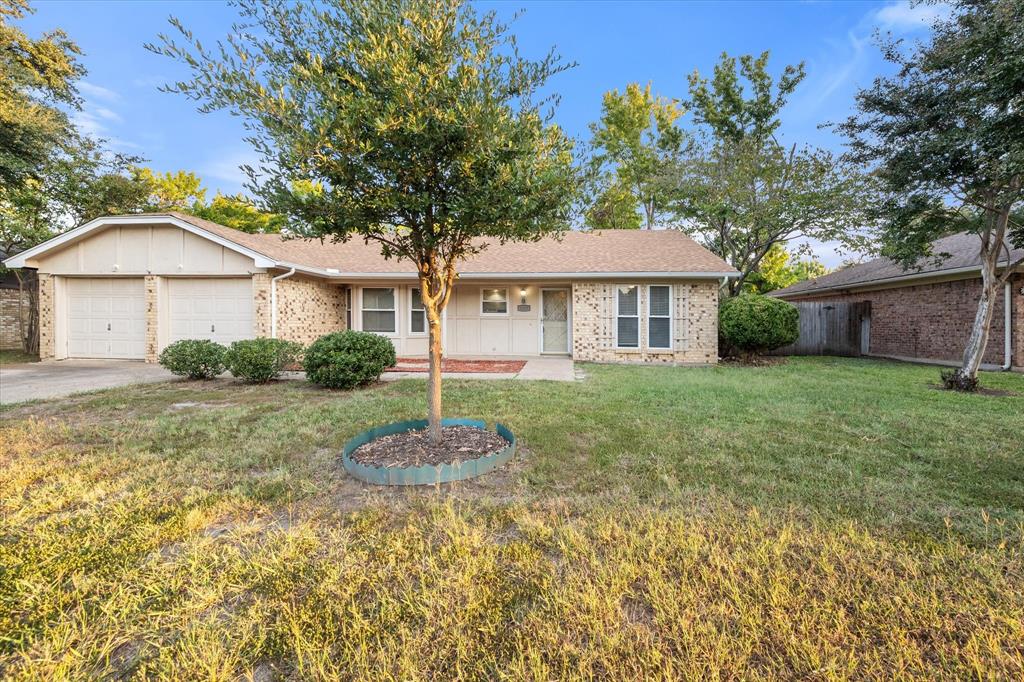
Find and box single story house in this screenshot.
[771,232,1023,371]
[2,212,738,364]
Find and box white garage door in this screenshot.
[67,278,147,359]
[168,278,254,345]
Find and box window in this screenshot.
[481,288,508,315]
[362,287,396,333]
[616,285,639,348]
[345,287,352,330]
[648,285,672,349]
[410,287,426,334]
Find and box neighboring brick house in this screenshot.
[3,213,737,364]
[772,232,1024,372]
[0,270,29,351]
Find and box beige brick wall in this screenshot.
[144,276,159,363]
[1,287,29,350]
[38,274,55,360]
[274,274,347,344]
[572,280,719,364]
[253,273,272,338]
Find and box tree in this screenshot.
[587,83,685,229]
[745,243,828,293]
[193,193,285,233]
[583,181,642,230]
[838,0,1023,385]
[151,0,580,441]
[676,52,874,295]
[133,168,206,212]
[0,0,84,189]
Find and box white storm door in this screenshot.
[168,278,254,345]
[67,278,146,359]
[541,289,569,353]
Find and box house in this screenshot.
[0,267,28,351]
[2,213,738,364]
[771,232,1023,371]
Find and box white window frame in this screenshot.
[480,287,509,316]
[646,285,673,350]
[361,287,397,335]
[614,284,640,349]
[409,286,427,336]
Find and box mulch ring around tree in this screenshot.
[349,425,511,468]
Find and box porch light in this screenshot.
[519,287,527,304]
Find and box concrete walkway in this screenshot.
[1,359,176,405]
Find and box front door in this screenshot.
[541,289,569,353]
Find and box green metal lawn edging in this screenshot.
[341,418,516,486]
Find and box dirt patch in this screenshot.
[388,358,526,373]
[350,425,510,468]
[720,355,788,367]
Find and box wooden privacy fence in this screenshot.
[772,301,872,357]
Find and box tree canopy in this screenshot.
[151,0,580,439]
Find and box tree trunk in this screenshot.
[426,303,444,442]
[958,258,999,381]
[14,269,39,355]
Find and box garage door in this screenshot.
[168,278,254,345]
[67,278,146,359]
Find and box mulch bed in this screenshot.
[388,358,527,373]
[350,425,510,468]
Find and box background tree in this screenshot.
[745,243,828,294]
[152,0,580,441]
[587,83,685,229]
[193,193,285,233]
[133,168,206,212]
[676,52,873,295]
[838,0,1023,385]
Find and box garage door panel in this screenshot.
[168,278,254,346]
[66,278,146,359]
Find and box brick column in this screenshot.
[144,275,159,363]
[253,273,272,338]
[38,274,55,361]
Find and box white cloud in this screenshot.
[201,149,265,195]
[94,107,123,124]
[873,1,950,33]
[132,75,167,89]
[78,81,121,102]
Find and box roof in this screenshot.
[772,232,1024,298]
[4,211,738,279]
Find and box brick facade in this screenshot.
[787,273,1023,369]
[253,273,272,338]
[572,280,719,364]
[144,276,159,363]
[38,274,55,361]
[273,274,347,344]
[1,287,29,350]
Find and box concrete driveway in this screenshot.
[0,360,176,405]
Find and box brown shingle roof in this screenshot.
[772,231,1024,298]
[163,212,736,276]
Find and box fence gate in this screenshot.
[773,301,871,356]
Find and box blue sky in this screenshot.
[21,0,944,265]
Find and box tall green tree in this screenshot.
[677,52,873,295]
[152,0,580,441]
[193,193,285,234]
[745,243,828,293]
[587,83,685,229]
[838,0,1023,385]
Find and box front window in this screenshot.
[616,285,639,348]
[410,287,426,334]
[481,288,508,315]
[362,287,396,333]
[648,285,672,349]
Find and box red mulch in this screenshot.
[388,358,527,374]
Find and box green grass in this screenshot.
[0,349,37,365]
[1,357,1022,679]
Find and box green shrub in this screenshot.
[158,339,226,379]
[224,337,303,383]
[719,294,799,358]
[304,331,396,389]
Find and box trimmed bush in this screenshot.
[224,337,303,383]
[719,294,799,358]
[304,330,396,389]
[158,339,226,379]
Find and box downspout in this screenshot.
[270,268,296,339]
[1002,280,1012,370]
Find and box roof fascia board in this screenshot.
[3,215,278,269]
[309,271,739,280]
[771,262,1023,298]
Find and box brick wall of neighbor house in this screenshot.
[572,280,719,364]
[274,274,347,344]
[38,274,55,360]
[1,287,29,350]
[253,273,272,338]
[787,272,1023,368]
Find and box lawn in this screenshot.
[0,349,37,366]
[1,357,1022,679]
